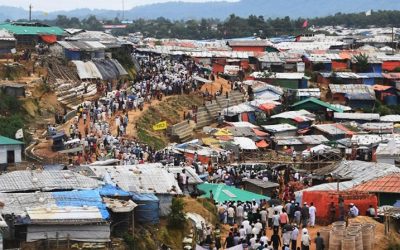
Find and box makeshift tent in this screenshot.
[131,193,160,224]
[53,190,109,219]
[198,183,269,203]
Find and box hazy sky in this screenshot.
[0,0,237,12]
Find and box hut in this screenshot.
[242,179,279,197]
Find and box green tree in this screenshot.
[167,197,186,229]
[354,53,370,73]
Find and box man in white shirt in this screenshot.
[181,169,187,192]
[301,230,311,250]
[282,228,291,249]
[291,225,299,250]
[260,208,268,229]
[236,203,244,225]
[242,218,252,235]
[309,202,317,227]
[227,206,235,226]
[267,205,275,229]
[260,234,269,247]
[349,203,359,217]
[249,234,257,249]
[239,225,246,239]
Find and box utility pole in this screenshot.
[122,0,125,21]
[29,4,32,22]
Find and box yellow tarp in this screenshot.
[214,128,232,136]
[153,121,168,131]
[202,137,220,146]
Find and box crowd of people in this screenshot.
[60,53,208,166]
[197,199,320,250]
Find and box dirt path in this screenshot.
[124,98,166,138]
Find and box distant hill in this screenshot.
[1,0,400,21]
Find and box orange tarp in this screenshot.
[256,140,269,148]
[383,61,400,71]
[303,191,378,225]
[40,35,57,44]
[332,61,348,70]
[259,103,276,112]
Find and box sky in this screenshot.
[0,0,237,12]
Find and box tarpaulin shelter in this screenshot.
[131,193,159,224]
[198,183,269,203]
[302,190,377,225]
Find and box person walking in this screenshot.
[290,224,299,250]
[314,232,325,250]
[301,230,311,250]
[301,203,309,228]
[309,202,316,228]
[271,229,281,250]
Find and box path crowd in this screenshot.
[61,53,208,165]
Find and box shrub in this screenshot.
[167,197,186,229]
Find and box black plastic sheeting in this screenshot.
[92,59,120,81]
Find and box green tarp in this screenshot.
[292,97,343,113]
[0,23,65,36]
[198,183,270,203]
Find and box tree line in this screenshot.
[19,10,400,40]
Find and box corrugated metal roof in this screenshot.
[227,40,271,47]
[351,134,400,146]
[244,179,279,189]
[300,160,400,193]
[274,135,329,146]
[361,122,393,132]
[58,41,106,51]
[352,173,400,193]
[0,29,15,41]
[0,190,109,220]
[0,170,103,192]
[257,52,283,63]
[262,124,297,132]
[333,112,380,121]
[381,115,400,122]
[88,164,182,195]
[376,141,400,156]
[271,110,315,122]
[166,166,203,184]
[313,123,354,135]
[297,88,321,98]
[27,206,103,224]
[329,84,375,95]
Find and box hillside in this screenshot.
[2,0,400,21]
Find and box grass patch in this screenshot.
[137,128,167,150]
[135,94,203,148]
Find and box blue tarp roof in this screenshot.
[394,200,400,208]
[53,190,109,219]
[98,184,131,197]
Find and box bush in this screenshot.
[0,114,25,140]
[123,233,135,250]
[167,197,186,229]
